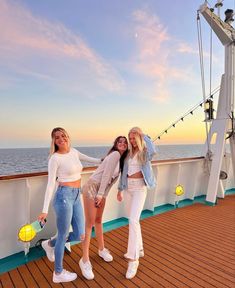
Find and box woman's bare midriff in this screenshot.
[127,171,143,179]
[59,179,81,188]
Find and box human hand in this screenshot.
[38,213,47,224]
[117,191,123,202]
[95,195,103,208]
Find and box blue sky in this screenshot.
[0,0,234,148]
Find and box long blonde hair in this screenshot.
[49,127,71,156]
[128,127,147,164]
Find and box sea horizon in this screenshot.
[0,144,208,176]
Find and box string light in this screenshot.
[152,86,220,142]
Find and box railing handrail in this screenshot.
[0,156,205,181]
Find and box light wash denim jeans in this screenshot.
[50,186,85,273]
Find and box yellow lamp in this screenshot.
[175,185,184,196]
[18,224,36,242]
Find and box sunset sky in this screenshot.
[1,0,234,148]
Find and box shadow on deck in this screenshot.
[1,195,235,288]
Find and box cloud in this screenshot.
[0,0,124,93]
[129,9,199,102]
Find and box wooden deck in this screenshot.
[1,194,235,288]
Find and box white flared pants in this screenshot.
[124,178,147,260]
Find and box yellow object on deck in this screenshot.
[175,185,184,196]
[18,224,36,242]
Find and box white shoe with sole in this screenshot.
[53,269,77,283]
[42,240,55,262]
[139,250,144,257]
[126,260,139,279]
[98,248,113,262]
[79,258,94,280]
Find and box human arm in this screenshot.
[117,191,123,202]
[77,150,101,164]
[143,134,157,161]
[97,151,120,197]
[40,156,58,215]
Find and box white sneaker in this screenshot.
[126,260,139,279]
[98,248,113,262]
[53,269,77,283]
[42,240,55,262]
[139,250,144,258]
[79,258,94,280]
[124,250,144,259]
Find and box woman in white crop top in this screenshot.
[79,136,128,280]
[117,127,156,280]
[38,127,101,284]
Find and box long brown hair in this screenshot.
[106,136,128,172]
[49,127,71,156]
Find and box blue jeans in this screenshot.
[50,186,85,273]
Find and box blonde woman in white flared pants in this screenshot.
[117,127,156,279]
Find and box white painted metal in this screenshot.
[0,156,233,260]
[199,3,235,203]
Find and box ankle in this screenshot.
[82,257,89,263]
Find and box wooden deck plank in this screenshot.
[88,239,152,288]
[144,218,235,265]
[40,257,77,288]
[107,229,207,288]
[165,208,235,244]
[113,227,233,288]
[157,210,235,249]
[26,260,53,287]
[0,272,14,288]
[34,257,69,288]
[144,215,235,273]
[104,232,176,288]
[1,194,235,288]
[72,241,137,288]
[139,226,235,284]
[17,264,39,288]
[63,248,101,288]
[9,268,26,288]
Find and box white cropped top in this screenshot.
[42,148,101,213]
[128,154,142,176]
[90,151,120,197]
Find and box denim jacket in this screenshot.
[118,135,157,191]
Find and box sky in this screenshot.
[0,0,234,148]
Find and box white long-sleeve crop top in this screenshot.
[42,148,101,213]
[90,151,121,197]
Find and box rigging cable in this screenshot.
[197,10,212,155]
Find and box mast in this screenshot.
[199,2,235,204]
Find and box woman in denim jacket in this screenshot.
[117,127,156,279]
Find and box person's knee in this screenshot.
[95,216,102,224]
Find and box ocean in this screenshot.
[0,145,206,176]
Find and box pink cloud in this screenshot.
[131,9,196,102]
[0,0,123,92]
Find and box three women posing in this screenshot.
[39,126,156,283]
